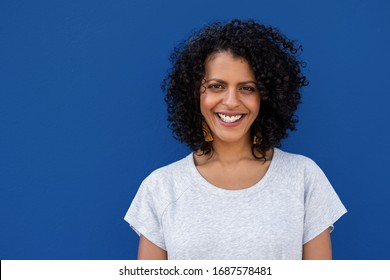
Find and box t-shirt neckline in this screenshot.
[187,148,280,198]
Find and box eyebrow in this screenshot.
[205,78,257,85]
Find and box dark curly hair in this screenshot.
[162,19,308,159]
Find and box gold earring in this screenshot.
[202,122,213,142]
[253,135,262,145]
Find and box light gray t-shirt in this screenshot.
[124,148,347,259]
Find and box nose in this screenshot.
[222,87,240,108]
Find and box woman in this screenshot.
[124,19,347,260]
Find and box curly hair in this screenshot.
[162,19,308,159]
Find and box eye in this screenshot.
[207,84,224,90]
[240,86,257,93]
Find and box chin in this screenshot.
[217,135,248,143]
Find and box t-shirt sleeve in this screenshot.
[302,158,347,244]
[124,175,167,250]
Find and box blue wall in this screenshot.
[1,0,389,259]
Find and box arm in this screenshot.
[302,227,332,260]
[138,235,168,260]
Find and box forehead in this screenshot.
[204,51,255,80]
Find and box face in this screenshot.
[200,51,260,145]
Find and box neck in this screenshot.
[208,136,254,164]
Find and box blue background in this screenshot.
[1,0,389,260]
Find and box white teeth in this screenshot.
[217,113,243,123]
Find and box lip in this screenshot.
[215,112,247,127]
[216,111,247,116]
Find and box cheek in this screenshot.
[245,95,261,113]
[255,100,261,114]
[200,94,218,115]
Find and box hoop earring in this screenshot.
[253,135,262,145]
[202,122,213,142]
[252,117,262,145]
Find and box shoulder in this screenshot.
[145,153,193,184]
[275,148,321,174]
[275,148,335,195]
[139,153,194,204]
[273,148,331,192]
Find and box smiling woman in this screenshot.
[124,19,347,260]
[200,53,260,146]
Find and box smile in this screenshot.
[217,113,244,123]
